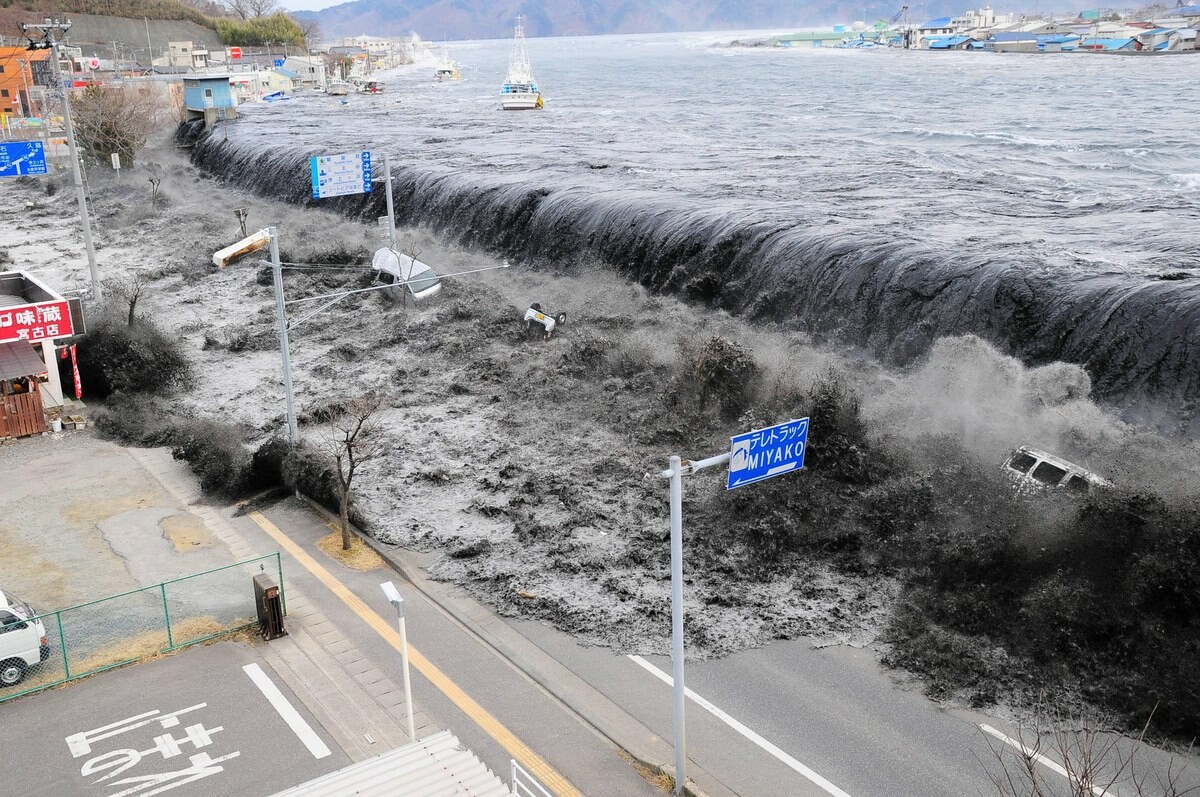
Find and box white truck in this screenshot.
[0,588,50,687]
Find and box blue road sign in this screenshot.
[727,417,809,490]
[274,58,285,67]
[0,141,48,178]
[309,150,372,199]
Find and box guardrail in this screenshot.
[511,758,554,797]
[0,553,284,702]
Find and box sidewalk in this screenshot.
[134,445,736,797]
[129,447,435,763]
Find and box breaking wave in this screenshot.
[180,122,1200,434]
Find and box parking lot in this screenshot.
[1,641,348,797]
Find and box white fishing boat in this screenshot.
[500,16,542,110]
[327,81,351,96]
[434,48,461,81]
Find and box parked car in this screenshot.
[0,588,50,687]
[1002,445,1109,495]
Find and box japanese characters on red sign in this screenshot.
[0,300,73,344]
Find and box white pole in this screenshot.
[668,454,686,796]
[383,151,397,252]
[269,226,298,446]
[397,600,417,742]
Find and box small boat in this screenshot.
[434,48,461,81]
[327,81,351,96]
[262,91,289,102]
[364,80,385,94]
[500,16,542,110]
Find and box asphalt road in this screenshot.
[0,641,348,797]
[242,500,661,797]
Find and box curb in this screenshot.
[294,494,737,797]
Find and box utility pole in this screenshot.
[19,19,102,301]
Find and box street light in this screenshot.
[380,580,417,742]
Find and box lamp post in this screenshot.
[380,580,416,741]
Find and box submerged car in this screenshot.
[1003,445,1110,495]
[372,247,443,302]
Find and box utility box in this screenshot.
[253,573,287,640]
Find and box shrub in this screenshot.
[281,442,338,511]
[75,304,192,398]
[92,393,177,446]
[169,420,254,497]
[678,335,761,420]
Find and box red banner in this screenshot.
[70,344,82,399]
[0,300,73,344]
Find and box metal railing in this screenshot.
[511,759,553,797]
[0,553,284,703]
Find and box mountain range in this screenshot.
[298,0,969,42]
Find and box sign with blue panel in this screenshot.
[727,417,809,490]
[0,141,48,178]
[310,151,372,199]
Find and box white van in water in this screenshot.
[372,247,443,302]
[0,588,50,687]
[1003,446,1110,495]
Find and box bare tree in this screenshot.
[325,394,387,550]
[69,84,165,167]
[147,163,163,210]
[295,16,322,49]
[224,0,281,20]
[105,273,151,327]
[981,705,1198,797]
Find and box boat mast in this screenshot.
[507,15,533,82]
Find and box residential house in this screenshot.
[917,17,956,46]
[281,56,327,89]
[162,41,209,71]
[0,47,51,124]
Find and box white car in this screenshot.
[372,247,443,302]
[0,588,50,687]
[1003,446,1109,495]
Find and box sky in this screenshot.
[279,0,338,12]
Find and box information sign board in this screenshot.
[310,151,372,199]
[726,417,809,490]
[0,299,74,344]
[0,141,48,177]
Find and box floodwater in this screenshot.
[186,32,1200,431]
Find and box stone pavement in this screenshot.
[127,447,435,763]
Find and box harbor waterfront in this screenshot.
[185,31,1200,432]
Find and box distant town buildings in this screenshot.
[776,3,1200,51]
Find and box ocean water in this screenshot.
[187,32,1200,430]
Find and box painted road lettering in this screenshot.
[65,703,240,796]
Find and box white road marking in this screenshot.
[243,663,332,759]
[627,654,854,797]
[979,724,1117,797]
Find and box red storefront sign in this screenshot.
[0,300,74,344]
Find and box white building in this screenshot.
[281,55,327,89]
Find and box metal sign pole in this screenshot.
[667,454,686,796]
[268,226,297,447]
[383,152,397,252]
[662,450,730,796]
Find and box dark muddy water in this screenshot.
[186,32,1200,431]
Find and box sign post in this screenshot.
[309,150,372,199]
[0,141,48,177]
[660,417,809,795]
[110,152,120,180]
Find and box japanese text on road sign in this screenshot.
[310,151,372,199]
[65,702,240,797]
[0,141,48,177]
[727,417,809,490]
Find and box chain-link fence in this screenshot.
[0,553,284,702]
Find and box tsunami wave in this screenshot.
[181,124,1200,434]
